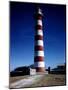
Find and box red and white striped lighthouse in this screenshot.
[34,8,45,73]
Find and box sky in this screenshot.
[10,2,66,71]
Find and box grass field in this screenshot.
[10,74,66,88]
[30,74,66,87]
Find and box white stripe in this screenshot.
[34,61,45,67]
[38,8,42,15]
[35,40,43,46]
[35,51,44,56]
[37,20,42,26]
[36,30,43,36]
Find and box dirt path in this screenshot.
[10,74,44,88]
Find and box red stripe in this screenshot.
[35,46,44,51]
[34,56,44,62]
[35,35,43,40]
[36,25,42,30]
[35,67,45,72]
[36,14,42,20]
[37,15,42,20]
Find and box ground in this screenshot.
[10,74,66,89]
[30,74,66,87]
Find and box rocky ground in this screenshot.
[10,74,66,89]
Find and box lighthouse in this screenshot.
[34,8,45,73]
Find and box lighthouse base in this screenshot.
[36,67,45,73]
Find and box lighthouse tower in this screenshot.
[34,8,45,73]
